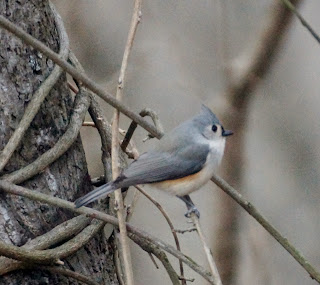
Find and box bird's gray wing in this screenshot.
[114,144,210,188]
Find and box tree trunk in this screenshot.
[0,1,118,284]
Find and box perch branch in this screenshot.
[174,228,197,234]
[0,180,215,284]
[0,2,69,173]
[210,173,320,283]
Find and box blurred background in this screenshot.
[52,1,320,284]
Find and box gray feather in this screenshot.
[115,143,210,187]
[74,182,116,208]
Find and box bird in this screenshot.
[75,105,232,217]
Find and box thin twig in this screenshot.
[121,108,163,151]
[174,228,197,234]
[69,51,114,183]
[190,214,222,285]
[179,277,195,283]
[129,232,181,285]
[0,215,91,275]
[114,230,129,285]
[88,97,113,183]
[1,90,91,184]
[122,114,186,284]
[83,122,96,127]
[119,128,139,160]
[1,5,317,283]
[125,186,140,222]
[148,252,159,269]
[135,186,187,285]
[281,0,320,44]
[0,15,163,140]
[0,2,69,173]
[2,178,318,283]
[114,248,126,285]
[0,180,215,284]
[68,81,79,94]
[23,265,101,285]
[140,108,164,141]
[210,173,320,283]
[111,1,142,284]
[120,128,140,222]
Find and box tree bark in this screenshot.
[0,1,118,284]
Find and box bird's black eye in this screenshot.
[212,124,217,132]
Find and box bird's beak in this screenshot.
[222,129,233,137]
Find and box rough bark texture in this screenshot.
[0,1,118,284]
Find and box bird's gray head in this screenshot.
[194,105,233,142]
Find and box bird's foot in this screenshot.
[184,206,200,219]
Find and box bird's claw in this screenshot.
[184,206,200,219]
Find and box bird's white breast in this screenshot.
[207,137,226,166]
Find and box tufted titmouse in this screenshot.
[75,105,232,217]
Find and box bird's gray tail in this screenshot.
[74,182,117,208]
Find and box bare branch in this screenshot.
[1,89,91,184]
[191,215,222,285]
[69,51,113,183]
[174,228,197,234]
[0,219,104,264]
[114,248,126,285]
[210,173,320,283]
[129,232,181,285]
[23,265,101,285]
[281,0,320,44]
[135,186,186,285]
[0,14,163,139]
[110,1,142,284]
[0,180,215,284]
[82,122,96,127]
[0,2,69,173]
[1,3,317,283]
[0,215,91,275]
[121,108,164,151]
[122,107,186,285]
